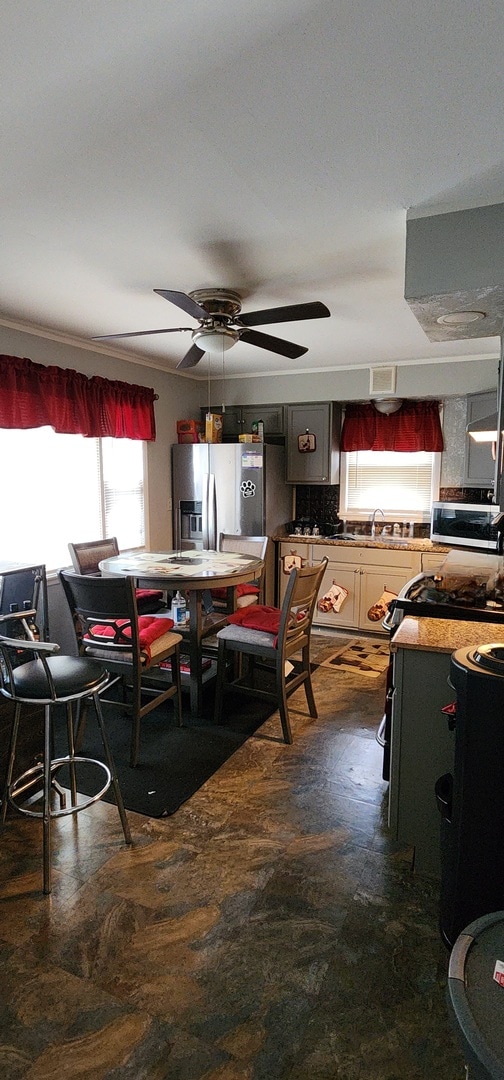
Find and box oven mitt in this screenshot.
[367,588,397,622]
[318,582,349,613]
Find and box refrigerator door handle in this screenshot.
[208,472,217,550]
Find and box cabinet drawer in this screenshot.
[312,543,358,564]
[357,546,419,570]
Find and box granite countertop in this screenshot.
[272,533,450,554]
[391,615,504,654]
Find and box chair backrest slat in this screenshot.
[68,538,119,576]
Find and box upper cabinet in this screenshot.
[200,404,285,440]
[286,402,341,484]
[463,389,497,488]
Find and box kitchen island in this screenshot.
[388,615,504,879]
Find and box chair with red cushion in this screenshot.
[59,570,182,767]
[213,557,327,744]
[68,538,165,615]
[211,534,269,610]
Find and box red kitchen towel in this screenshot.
[84,614,174,660]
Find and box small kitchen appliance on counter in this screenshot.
[430,502,499,551]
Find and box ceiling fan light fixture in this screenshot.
[191,325,240,355]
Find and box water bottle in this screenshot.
[170,590,187,627]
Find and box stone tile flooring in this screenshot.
[0,632,465,1078]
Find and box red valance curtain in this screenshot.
[0,355,157,440]
[341,400,443,452]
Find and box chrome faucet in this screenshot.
[370,508,385,538]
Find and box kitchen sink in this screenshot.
[328,533,362,540]
[328,533,410,543]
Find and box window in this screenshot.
[0,427,145,571]
[340,450,440,519]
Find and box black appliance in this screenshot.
[437,643,504,949]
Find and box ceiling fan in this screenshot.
[93,288,331,369]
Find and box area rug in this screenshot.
[54,683,276,819]
[319,638,389,678]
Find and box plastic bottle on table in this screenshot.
[170,590,187,626]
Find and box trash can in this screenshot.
[448,910,504,1079]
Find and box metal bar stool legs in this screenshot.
[1,670,132,896]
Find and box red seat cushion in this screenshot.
[84,614,174,661]
[135,588,164,601]
[227,604,282,643]
[211,583,260,600]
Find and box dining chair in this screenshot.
[68,538,165,615]
[0,608,131,895]
[213,557,328,744]
[216,534,269,607]
[59,570,182,767]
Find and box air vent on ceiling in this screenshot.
[369,365,397,396]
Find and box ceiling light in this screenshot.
[467,411,498,442]
[192,326,240,355]
[372,398,404,415]
[436,310,486,326]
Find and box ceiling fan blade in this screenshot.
[93,327,190,341]
[176,343,205,370]
[238,300,330,327]
[154,289,208,320]
[239,328,308,359]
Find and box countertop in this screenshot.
[391,615,504,654]
[272,533,451,554]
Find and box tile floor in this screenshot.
[0,632,465,1079]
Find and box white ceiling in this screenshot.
[2,0,504,380]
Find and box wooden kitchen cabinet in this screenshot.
[285,403,341,484]
[463,389,497,487]
[278,541,421,632]
[200,404,285,439]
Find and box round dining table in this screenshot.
[99,548,264,717]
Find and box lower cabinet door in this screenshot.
[314,562,359,630]
[359,568,411,632]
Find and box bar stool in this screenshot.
[0,611,132,894]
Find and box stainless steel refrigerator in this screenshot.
[171,442,292,603]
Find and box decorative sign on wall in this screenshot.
[298,429,317,453]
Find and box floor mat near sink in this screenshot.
[319,638,389,678]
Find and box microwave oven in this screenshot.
[430,502,499,551]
